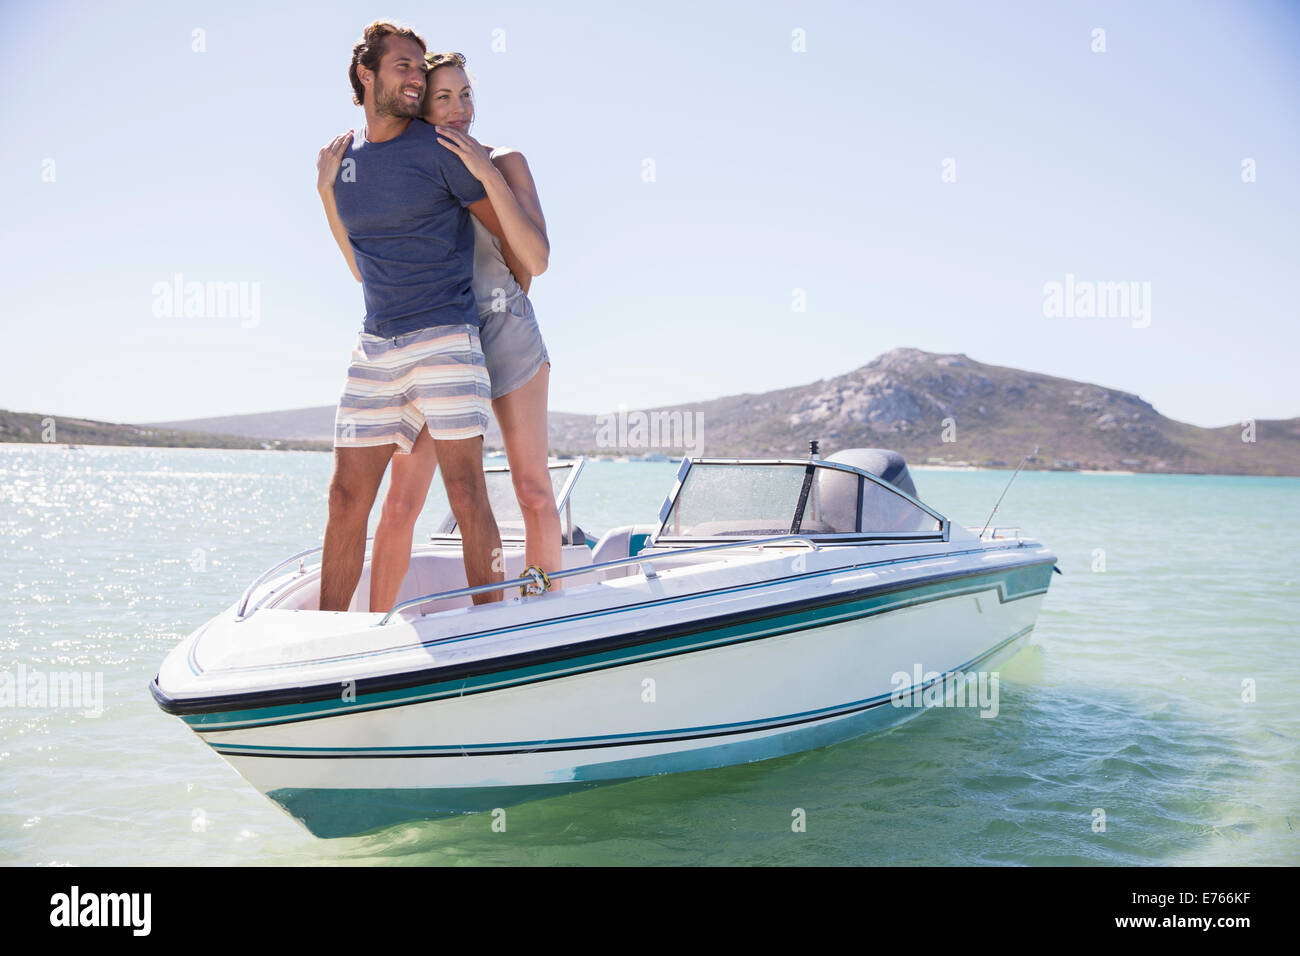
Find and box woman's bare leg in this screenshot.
[493,363,562,587]
[369,427,438,612]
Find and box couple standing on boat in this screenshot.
[314,20,558,612]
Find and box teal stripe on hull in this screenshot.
[187,563,1051,732]
[261,625,1034,838]
[208,543,1038,678]
[266,696,928,838]
[214,625,1032,757]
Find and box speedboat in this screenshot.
[151,448,1056,837]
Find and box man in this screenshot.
[319,20,504,611]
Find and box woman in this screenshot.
[316,51,560,611]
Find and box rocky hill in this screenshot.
[544,347,1297,475]
[12,349,1297,475]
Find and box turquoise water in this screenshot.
[2,445,1297,865]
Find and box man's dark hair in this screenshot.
[349,20,427,106]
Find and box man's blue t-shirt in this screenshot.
[333,118,487,338]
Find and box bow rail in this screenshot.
[375,534,820,626]
[235,538,373,621]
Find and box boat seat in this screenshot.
[354,543,595,613]
[268,544,594,613]
[589,524,659,579]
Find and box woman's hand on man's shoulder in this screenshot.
[316,130,353,192]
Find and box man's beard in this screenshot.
[374,73,421,119]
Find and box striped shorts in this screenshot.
[334,324,492,453]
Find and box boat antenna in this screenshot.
[978,446,1038,538]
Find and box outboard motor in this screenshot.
[825,448,917,498]
[804,447,921,534]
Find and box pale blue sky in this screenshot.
[2,0,1297,428]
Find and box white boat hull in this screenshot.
[152,450,1057,837]
[175,554,1049,836]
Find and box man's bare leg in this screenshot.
[433,435,503,605]
[369,428,439,612]
[320,444,395,611]
[492,364,562,587]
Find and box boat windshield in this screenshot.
[656,460,944,541]
[436,459,584,540]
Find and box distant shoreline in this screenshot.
[4,442,1298,480]
[0,442,327,454]
[11,347,1298,476]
